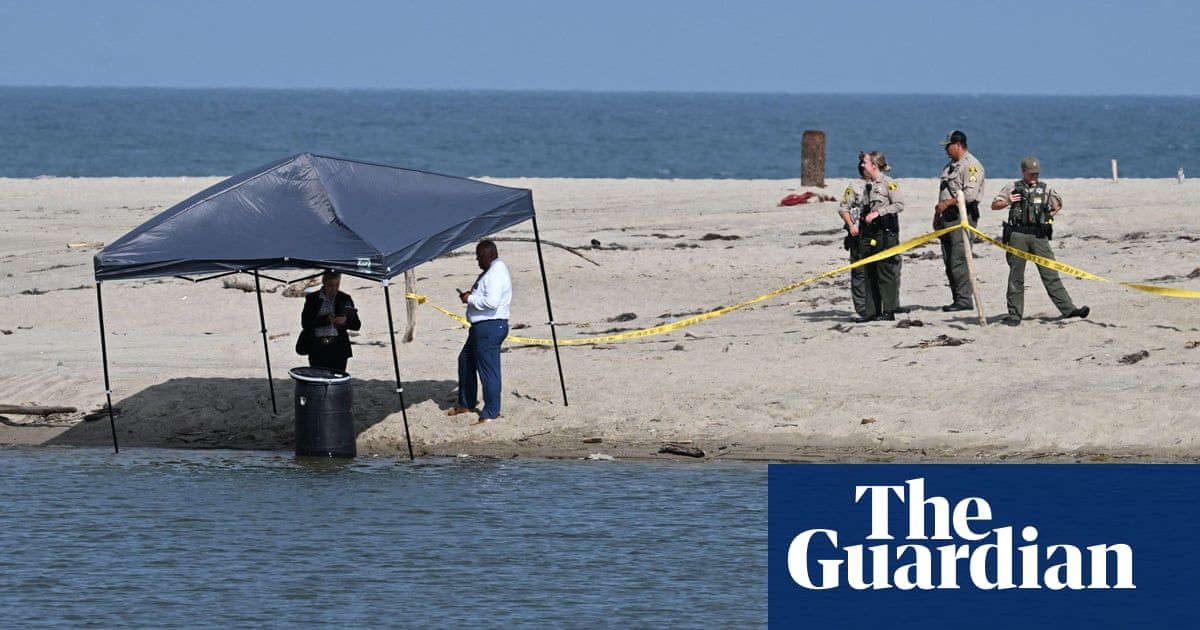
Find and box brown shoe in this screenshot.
[446,406,476,416]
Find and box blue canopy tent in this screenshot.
[93,153,568,457]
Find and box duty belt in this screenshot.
[942,200,979,224]
[1010,224,1048,236]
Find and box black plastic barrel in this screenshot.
[289,367,355,457]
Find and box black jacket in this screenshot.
[301,290,362,358]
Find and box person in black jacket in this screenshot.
[301,271,361,373]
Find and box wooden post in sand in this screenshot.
[403,269,417,343]
[801,130,826,187]
[956,191,987,326]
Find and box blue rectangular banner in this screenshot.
[768,465,1199,628]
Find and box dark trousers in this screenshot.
[861,231,901,315]
[846,236,868,317]
[457,319,508,418]
[937,213,979,307]
[1005,231,1077,320]
[308,337,348,373]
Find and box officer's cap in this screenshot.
[939,130,968,147]
[1021,156,1041,173]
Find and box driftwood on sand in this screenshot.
[491,236,601,266]
[0,404,78,415]
[282,276,321,298]
[221,276,279,293]
[659,443,706,458]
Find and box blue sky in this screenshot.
[1,0,1197,95]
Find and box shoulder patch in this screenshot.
[969,175,978,183]
[842,186,854,202]
[968,165,979,174]
[887,181,898,191]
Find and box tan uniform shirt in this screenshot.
[994,181,1063,212]
[838,179,867,223]
[863,175,904,216]
[938,150,986,204]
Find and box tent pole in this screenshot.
[253,271,278,415]
[530,208,568,406]
[383,283,415,460]
[95,281,119,453]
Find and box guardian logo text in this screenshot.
[787,478,1135,591]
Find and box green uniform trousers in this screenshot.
[846,235,868,317]
[860,230,901,316]
[1005,231,1077,320]
[937,214,978,307]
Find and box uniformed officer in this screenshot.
[933,130,985,312]
[990,156,1090,326]
[837,158,869,319]
[856,151,904,322]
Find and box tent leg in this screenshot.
[253,272,278,415]
[95,282,119,453]
[383,284,415,460]
[530,208,568,406]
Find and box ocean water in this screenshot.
[0,448,767,628]
[1,87,1196,179]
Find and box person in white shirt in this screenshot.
[447,240,511,424]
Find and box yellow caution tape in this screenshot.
[405,225,958,345]
[404,221,1198,347]
[1118,283,1200,298]
[966,225,1200,299]
[965,226,1106,281]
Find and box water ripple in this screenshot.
[0,448,767,627]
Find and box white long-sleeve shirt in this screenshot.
[466,259,512,323]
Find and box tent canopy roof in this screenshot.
[94,153,534,281]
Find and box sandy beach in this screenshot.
[1,176,1197,461]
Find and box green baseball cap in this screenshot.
[1021,156,1041,173]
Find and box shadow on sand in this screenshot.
[49,376,457,450]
